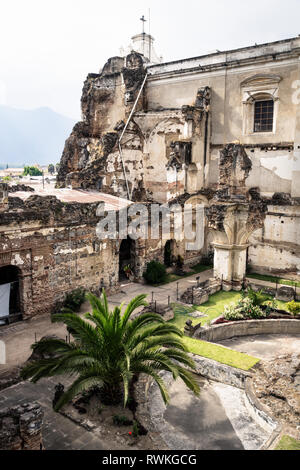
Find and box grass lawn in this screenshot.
[153,264,212,286]
[170,290,243,331]
[247,272,300,289]
[275,435,300,450]
[183,337,259,371]
[169,291,259,370]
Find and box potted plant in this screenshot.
[123,264,134,280]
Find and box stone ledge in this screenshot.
[195,319,300,342]
[188,353,252,388]
[244,377,281,450]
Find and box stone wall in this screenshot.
[0,194,119,319]
[189,353,252,388]
[195,319,300,342]
[0,402,44,450]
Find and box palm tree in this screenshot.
[21,290,199,411]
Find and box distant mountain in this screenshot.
[0,106,76,168]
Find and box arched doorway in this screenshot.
[0,265,22,325]
[164,240,172,267]
[119,237,135,282]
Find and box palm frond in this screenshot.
[54,374,103,411]
[121,294,148,328]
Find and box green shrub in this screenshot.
[246,287,269,306]
[224,297,266,321]
[23,166,43,177]
[286,300,300,315]
[223,302,244,321]
[63,288,86,312]
[113,415,133,426]
[264,299,278,316]
[132,421,139,437]
[143,260,166,285]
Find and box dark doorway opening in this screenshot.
[164,240,176,267]
[164,240,172,267]
[0,265,22,325]
[119,237,135,282]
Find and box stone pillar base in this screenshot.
[222,281,232,291]
[232,280,243,291]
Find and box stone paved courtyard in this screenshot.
[0,378,105,450]
[0,270,212,368]
[0,270,299,450]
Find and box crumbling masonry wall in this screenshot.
[0,192,119,318]
[0,402,44,450]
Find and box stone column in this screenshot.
[213,243,248,291]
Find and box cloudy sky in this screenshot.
[1,0,299,120]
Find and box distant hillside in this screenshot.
[0,106,75,168]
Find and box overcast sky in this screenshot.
[1,0,299,120]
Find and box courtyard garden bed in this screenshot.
[58,385,159,450]
[170,291,243,331]
[173,288,292,327]
[213,292,298,325]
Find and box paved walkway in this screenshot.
[217,334,300,360]
[0,377,104,450]
[150,375,270,450]
[0,269,213,368]
[1,270,298,451]
[109,269,212,308]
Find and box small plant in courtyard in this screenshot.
[286,300,300,315]
[123,264,133,279]
[113,415,133,426]
[63,288,86,312]
[143,260,166,285]
[264,299,278,316]
[245,287,269,306]
[132,421,139,438]
[21,290,199,411]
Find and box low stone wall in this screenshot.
[244,378,278,433]
[244,378,282,449]
[180,278,221,305]
[195,319,300,342]
[189,353,252,388]
[248,280,300,302]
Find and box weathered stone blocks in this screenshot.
[0,402,44,450]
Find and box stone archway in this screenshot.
[164,239,177,267]
[119,236,136,281]
[0,265,22,325]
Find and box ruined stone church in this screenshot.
[0,32,299,320]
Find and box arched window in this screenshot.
[241,74,281,135]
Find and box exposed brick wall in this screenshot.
[0,402,44,450]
